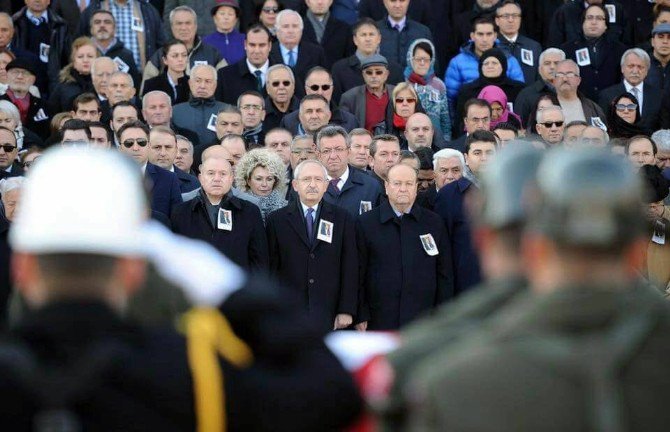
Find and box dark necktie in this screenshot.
[288,50,296,67]
[305,208,314,243]
[329,177,341,193]
[254,70,263,92]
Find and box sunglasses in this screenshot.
[122,138,148,148]
[271,80,291,87]
[262,7,278,13]
[308,84,332,91]
[541,121,564,128]
[395,97,416,104]
[0,144,16,153]
[615,103,637,112]
[364,70,385,76]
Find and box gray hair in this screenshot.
[291,134,313,149]
[651,130,670,152]
[276,9,304,30]
[169,5,197,27]
[0,13,13,28]
[556,59,580,75]
[538,48,566,65]
[142,90,172,108]
[91,56,118,77]
[315,125,350,150]
[293,159,328,180]
[110,70,134,88]
[0,100,21,127]
[266,64,295,84]
[235,148,287,193]
[175,135,193,152]
[620,48,650,68]
[536,105,564,124]
[0,176,24,196]
[433,148,465,171]
[190,63,217,81]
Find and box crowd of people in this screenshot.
[0,0,668,429]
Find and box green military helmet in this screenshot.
[531,147,645,247]
[479,142,544,229]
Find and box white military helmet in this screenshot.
[10,147,147,256]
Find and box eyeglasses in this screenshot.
[0,144,16,153]
[262,7,279,13]
[364,69,385,76]
[308,84,332,91]
[241,104,263,111]
[122,138,148,148]
[540,121,564,128]
[412,57,431,64]
[22,157,39,168]
[395,97,416,104]
[320,147,348,155]
[8,69,31,77]
[497,13,521,20]
[291,148,316,155]
[270,80,291,87]
[554,72,579,79]
[615,103,638,112]
[585,15,606,22]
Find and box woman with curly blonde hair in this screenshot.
[236,148,288,222]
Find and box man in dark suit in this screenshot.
[316,125,382,217]
[263,64,300,132]
[357,0,431,26]
[598,48,662,135]
[148,126,200,198]
[269,9,326,88]
[331,17,404,104]
[0,126,23,179]
[216,25,274,105]
[448,99,492,153]
[171,152,268,271]
[435,130,497,297]
[376,0,433,70]
[339,54,395,133]
[267,158,359,333]
[302,0,354,68]
[117,120,182,218]
[495,0,543,84]
[356,163,452,331]
[280,66,359,133]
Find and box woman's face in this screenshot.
[22,152,41,171]
[491,101,503,121]
[615,96,637,124]
[248,166,275,197]
[482,56,503,79]
[395,89,417,118]
[214,5,238,33]
[2,188,20,222]
[164,44,188,73]
[0,111,17,130]
[412,47,431,76]
[0,53,13,83]
[260,0,279,28]
[73,45,97,75]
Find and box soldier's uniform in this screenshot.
[405,148,670,432]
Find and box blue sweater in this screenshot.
[202,30,246,66]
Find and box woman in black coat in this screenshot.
[48,37,97,114]
[454,48,525,137]
[142,40,190,105]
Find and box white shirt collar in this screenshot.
[623,80,643,92]
[327,165,349,190]
[388,16,407,30]
[300,201,319,216]
[246,59,269,75]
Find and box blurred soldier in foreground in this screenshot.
[1,147,362,430]
[377,143,543,431]
[407,148,670,432]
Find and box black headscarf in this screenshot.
[478,48,508,85]
[607,92,645,139]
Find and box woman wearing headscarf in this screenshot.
[607,92,645,140]
[405,38,451,141]
[454,48,525,137]
[477,85,522,131]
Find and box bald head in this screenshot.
[405,112,434,151]
[202,145,233,162]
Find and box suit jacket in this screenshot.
[377,17,433,70]
[269,41,326,88]
[445,134,467,153]
[497,34,543,85]
[597,82,662,135]
[145,162,182,218]
[331,54,404,104]
[142,72,190,105]
[215,58,269,105]
[356,200,453,330]
[358,0,432,26]
[262,96,299,133]
[434,176,481,296]
[322,166,383,218]
[266,199,359,333]
[339,84,395,132]
[302,13,353,68]
[331,0,360,25]
[173,166,200,194]
[279,105,359,134]
[170,191,268,271]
